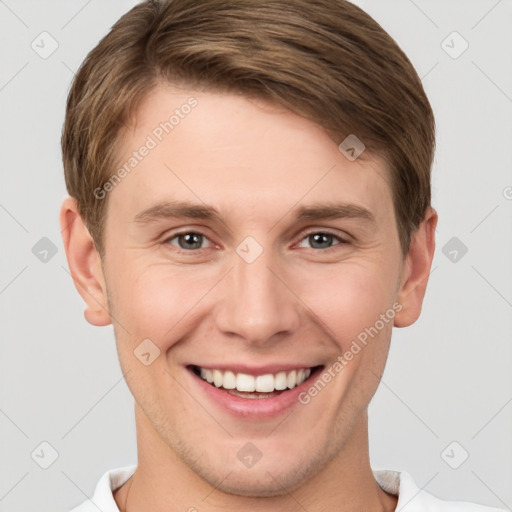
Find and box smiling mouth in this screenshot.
[189,364,323,399]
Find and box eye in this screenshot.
[164,231,212,251]
[162,229,348,254]
[296,230,348,251]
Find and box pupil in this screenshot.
[177,233,332,250]
[180,233,202,249]
[311,233,332,249]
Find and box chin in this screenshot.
[205,467,309,498]
[187,450,324,499]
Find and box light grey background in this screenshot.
[0,1,511,511]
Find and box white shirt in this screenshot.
[69,464,507,512]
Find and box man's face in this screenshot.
[98,85,406,495]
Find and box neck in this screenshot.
[114,405,397,512]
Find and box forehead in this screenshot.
[112,84,394,224]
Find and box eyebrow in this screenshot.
[133,201,223,224]
[132,200,376,225]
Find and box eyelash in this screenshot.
[298,229,349,251]
[163,229,349,254]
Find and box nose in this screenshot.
[214,241,301,346]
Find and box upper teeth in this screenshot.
[198,367,312,392]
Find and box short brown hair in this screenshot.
[62,0,435,256]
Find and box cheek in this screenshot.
[107,261,215,346]
[297,260,398,349]
[106,245,400,358]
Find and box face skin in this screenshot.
[61,84,437,512]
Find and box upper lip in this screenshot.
[188,363,322,376]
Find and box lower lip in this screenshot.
[187,366,323,419]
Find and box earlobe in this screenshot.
[60,197,112,327]
[394,207,438,328]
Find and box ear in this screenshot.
[60,197,112,326]
[394,207,438,328]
